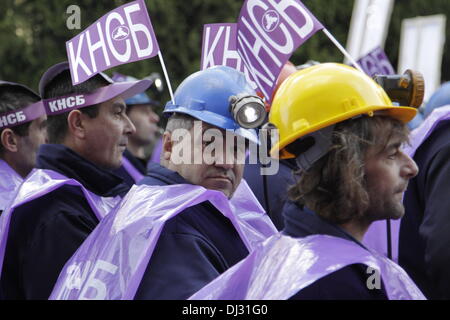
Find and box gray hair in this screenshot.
[160,113,196,162]
[164,112,195,133]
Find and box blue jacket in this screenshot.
[113,149,147,188]
[400,120,450,299]
[134,162,249,300]
[0,144,129,300]
[282,202,388,300]
[244,159,297,230]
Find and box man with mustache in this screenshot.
[133,66,271,299]
[278,64,419,299]
[0,62,150,299]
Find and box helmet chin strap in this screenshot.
[295,125,335,171]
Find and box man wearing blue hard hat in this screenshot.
[112,73,161,187]
[129,65,276,299]
[0,62,151,299]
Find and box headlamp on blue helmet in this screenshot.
[229,94,266,129]
[163,66,266,144]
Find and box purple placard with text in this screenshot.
[237,0,323,101]
[66,0,159,85]
[357,46,395,77]
[201,23,257,89]
[201,23,242,71]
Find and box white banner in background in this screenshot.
[398,15,446,101]
[345,0,394,63]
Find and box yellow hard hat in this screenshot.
[269,63,418,159]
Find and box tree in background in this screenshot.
[0,0,449,109]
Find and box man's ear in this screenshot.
[0,128,20,153]
[66,110,86,140]
[162,131,172,161]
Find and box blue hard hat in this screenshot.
[111,73,159,106]
[164,66,259,143]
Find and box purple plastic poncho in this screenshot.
[50,180,277,300]
[363,219,401,262]
[362,106,450,262]
[0,160,23,212]
[189,234,426,300]
[0,169,122,275]
[403,105,450,157]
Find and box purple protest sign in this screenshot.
[201,23,242,71]
[237,0,323,101]
[357,46,395,77]
[66,0,159,85]
[201,23,257,89]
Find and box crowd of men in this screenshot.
[1,55,450,300]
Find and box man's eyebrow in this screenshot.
[385,141,402,151]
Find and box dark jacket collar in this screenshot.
[141,162,191,186]
[123,149,147,175]
[36,144,129,197]
[282,201,366,248]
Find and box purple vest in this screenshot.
[362,106,450,261]
[0,169,121,276]
[403,105,450,157]
[363,219,401,262]
[0,160,23,212]
[50,180,277,300]
[189,234,426,300]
